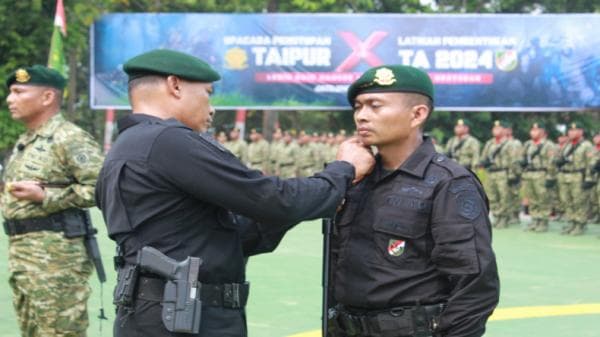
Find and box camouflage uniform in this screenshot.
[224,138,247,163]
[506,138,524,224]
[297,143,316,177]
[520,138,557,232]
[278,141,300,178]
[247,138,270,173]
[445,134,480,170]
[1,114,102,337]
[556,140,596,235]
[268,139,285,175]
[481,138,521,228]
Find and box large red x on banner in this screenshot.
[335,31,388,72]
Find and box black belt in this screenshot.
[136,276,249,309]
[250,161,263,165]
[331,303,445,337]
[280,163,294,167]
[524,168,547,172]
[487,167,507,172]
[3,209,72,236]
[560,169,584,173]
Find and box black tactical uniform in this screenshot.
[95,114,355,337]
[329,138,499,337]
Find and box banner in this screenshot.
[91,13,600,111]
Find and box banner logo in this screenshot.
[336,31,388,72]
[225,47,249,70]
[495,49,518,72]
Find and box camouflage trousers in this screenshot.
[558,172,592,224]
[279,164,297,178]
[8,231,93,337]
[521,171,551,219]
[485,170,511,226]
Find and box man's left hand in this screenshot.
[7,181,46,202]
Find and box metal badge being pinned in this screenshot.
[373,67,396,86]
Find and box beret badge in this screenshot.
[15,69,30,83]
[373,67,396,86]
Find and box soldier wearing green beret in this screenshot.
[95,49,375,337]
[224,127,248,163]
[2,65,104,337]
[246,128,270,174]
[520,123,558,232]
[267,128,284,175]
[554,122,595,235]
[480,120,521,228]
[326,65,498,337]
[277,130,300,178]
[505,124,524,225]
[444,119,481,170]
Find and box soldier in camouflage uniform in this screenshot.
[246,129,270,173]
[520,123,557,232]
[480,120,521,228]
[553,134,570,220]
[505,126,524,225]
[268,128,285,175]
[445,119,480,170]
[2,65,103,337]
[554,123,596,235]
[224,127,247,163]
[278,131,300,178]
[296,131,316,177]
[593,133,600,225]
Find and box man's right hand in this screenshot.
[336,137,375,184]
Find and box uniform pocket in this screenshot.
[371,207,428,267]
[431,223,479,274]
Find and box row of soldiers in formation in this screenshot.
[216,119,600,236]
[443,119,599,236]
[216,127,345,178]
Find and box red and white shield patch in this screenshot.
[388,239,406,256]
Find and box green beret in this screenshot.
[493,120,511,128]
[347,65,433,106]
[6,65,66,90]
[123,49,220,83]
[530,122,546,130]
[456,119,472,128]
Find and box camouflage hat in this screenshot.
[6,65,66,90]
[123,49,221,83]
[347,65,433,106]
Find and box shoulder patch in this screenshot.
[449,178,477,194]
[456,192,482,220]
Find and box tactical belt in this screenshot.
[280,163,294,167]
[487,167,507,172]
[331,303,445,337]
[250,161,263,165]
[524,168,547,172]
[560,169,584,173]
[136,275,249,309]
[3,209,70,236]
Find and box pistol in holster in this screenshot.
[137,246,203,334]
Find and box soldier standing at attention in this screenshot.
[480,121,516,228]
[520,123,557,232]
[555,123,596,235]
[277,130,300,178]
[224,127,247,162]
[268,128,284,175]
[505,126,524,225]
[297,131,316,177]
[445,119,481,170]
[2,65,103,337]
[246,128,270,173]
[327,64,499,337]
[553,134,570,220]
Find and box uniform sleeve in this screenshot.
[150,129,354,226]
[42,127,104,212]
[430,176,500,337]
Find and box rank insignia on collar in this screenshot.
[388,239,405,256]
[373,67,396,86]
[16,69,31,83]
